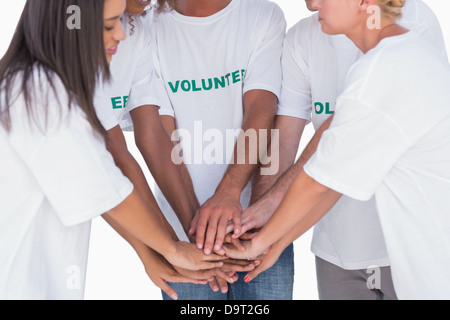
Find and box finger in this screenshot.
[231,208,242,237]
[240,231,259,241]
[203,252,228,262]
[213,268,236,284]
[233,219,255,239]
[158,280,179,301]
[166,272,209,285]
[208,278,219,292]
[196,260,225,271]
[225,221,234,235]
[203,213,220,255]
[223,233,234,244]
[195,210,210,250]
[216,277,229,294]
[213,215,229,253]
[244,267,265,283]
[189,210,200,235]
[232,237,246,252]
[180,268,216,281]
[221,262,256,273]
[243,254,273,283]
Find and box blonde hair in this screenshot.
[377,0,406,20]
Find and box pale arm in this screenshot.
[232,116,333,238]
[104,190,225,271]
[249,115,307,204]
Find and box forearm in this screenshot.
[217,90,278,196]
[106,190,178,259]
[251,170,341,257]
[268,188,342,255]
[257,115,334,210]
[132,109,196,234]
[250,116,307,204]
[138,135,194,233]
[106,126,178,240]
[103,212,167,265]
[179,161,200,212]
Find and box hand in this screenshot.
[222,231,259,253]
[228,196,279,239]
[166,241,227,271]
[222,239,268,261]
[240,240,285,283]
[189,190,242,255]
[207,258,260,293]
[143,252,210,301]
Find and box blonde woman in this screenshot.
[228,0,447,300]
[225,0,450,300]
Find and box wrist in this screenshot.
[248,236,267,260]
[162,240,179,264]
[215,178,242,199]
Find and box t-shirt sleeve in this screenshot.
[304,97,410,201]
[277,25,312,122]
[94,89,119,131]
[242,3,287,98]
[11,77,134,226]
[29,106,133,226]
[126,33,166,112]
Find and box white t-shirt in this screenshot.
[149,0,286,240]
[304,31,450,299]
[279,0,447,270]
[95,11,169,131]
[0,70,133,300]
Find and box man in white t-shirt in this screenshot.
[95,7,232,298]
[150,0,292,299]
[235,0,447,299]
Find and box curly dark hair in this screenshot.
[127,0,174,35]
[156,0,176,12]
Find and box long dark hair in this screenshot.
[0,0,109,137]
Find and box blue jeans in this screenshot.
[162,244,294,300]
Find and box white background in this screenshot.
[1,0,449,300]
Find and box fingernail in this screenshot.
[244,276,251,283]
[197,243,203,249]
[214,244,221,251]
[171,293,178,300]
[205,248,211,255]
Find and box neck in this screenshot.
[174,0,232,17]
[346,19,408,53]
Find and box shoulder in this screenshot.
[238,0,285,21]
[285,14,320,47]
[346,32,447,99]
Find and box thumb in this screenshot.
[232,219,255,239]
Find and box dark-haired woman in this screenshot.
[0,0,225,300]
